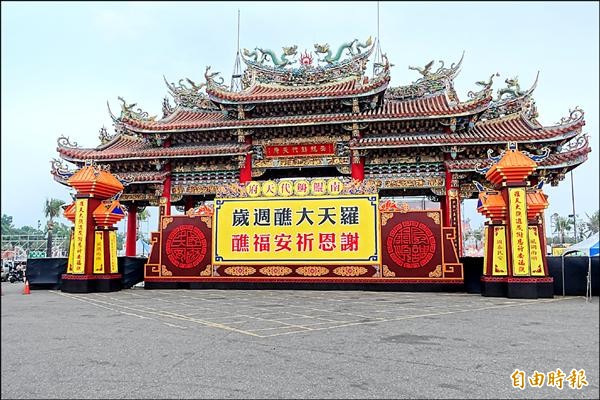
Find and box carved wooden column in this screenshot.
[444,168,462,256]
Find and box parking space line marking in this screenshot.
[53,290,579,338]
[54,291,262,337]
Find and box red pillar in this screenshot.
[351,128,364,182]
[162,173,171,216]
[126,204,137,257]
[239,135,252,183]
[351,154,365,181]
[439,195,447,223]
[162,139,172,216]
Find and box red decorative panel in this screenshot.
[165,225,207,269]
[381,210,463,281]
[144,216,212,279]
[215,264,378,278]
[265,143,334,158]
[387,220,436,268]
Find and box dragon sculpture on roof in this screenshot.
[314,37,373,64]
[385,52,464,101]
[480,73,541,121]
[243,45,298,68]
[497,77,527,99]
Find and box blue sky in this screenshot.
[1,1,598,236]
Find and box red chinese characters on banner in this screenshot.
[265,143,335,158]
[509,188,530,276]
[386,220,436,268]
[165,224,208,269]
[232,232,360,253]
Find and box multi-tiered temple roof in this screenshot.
[53,37,590,207]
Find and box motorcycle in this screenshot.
[8,265,25,283]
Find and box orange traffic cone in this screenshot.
[22,279,30,295]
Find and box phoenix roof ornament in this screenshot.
[116,96,156,122]
[467,73,499,99]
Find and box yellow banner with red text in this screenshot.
[213,195,380,265]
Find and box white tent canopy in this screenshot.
[564,233,600,257]
[136,238,151,256]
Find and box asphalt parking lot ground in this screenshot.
[1,281,598,399]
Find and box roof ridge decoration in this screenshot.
[467,73,499,100]
[480,72,539,122]
[57,135,79,148]
[96,130,143,151]
[50,158,75,183]
[557,132,588,154]
[385,51,464,101]
[475,142,550,175]
[554,106,585,127]
[237,37,377,87]
[164,67,221,111]
[205,66,228,89]
[112,96,157,122]
[162,96,175,118]
[315,37,373,64]
[244,45,298,68]
[98,126,117,145]
[496,75,533,100]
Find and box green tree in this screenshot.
[44,198,66,257]
[15,225,44,236]
[472,226,484,249]
[136,208,151,255]
[52,222,72,252]
[582,210,599,238]
[52,222,71,238]
[553,215,573,245]
[116,232,125,251]
[1,214,16,235]
[136,208,150,238]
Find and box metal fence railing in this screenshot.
[1,235,70,259]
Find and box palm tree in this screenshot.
[136,208,151,255]
[553,215,573,245]
[582,210,599,238]
[44,198,65,257]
